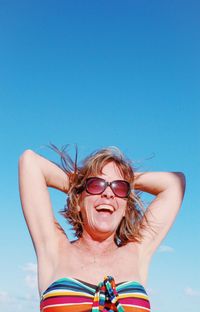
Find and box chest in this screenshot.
[56,243,143,284]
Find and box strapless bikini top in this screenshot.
[40,275,151,312]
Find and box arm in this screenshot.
[18,149,70,258]
[133,171,186,257]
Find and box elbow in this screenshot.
[18,149,36,168]
[19,149,35,160]
[174,172,186,194]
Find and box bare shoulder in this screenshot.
[37,221,72,293]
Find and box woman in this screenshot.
[18,146,185,312]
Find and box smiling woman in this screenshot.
[60,147,146,246]
[77,162,131,243]
[18,145,186,312]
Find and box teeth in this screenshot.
[96,205,114,212]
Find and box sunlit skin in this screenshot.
[78,162,128,242]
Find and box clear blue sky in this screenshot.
[0,1,200,311]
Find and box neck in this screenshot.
[77,230,117,255]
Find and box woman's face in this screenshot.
[78,161,128,240]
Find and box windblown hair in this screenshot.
[50,144,147,246]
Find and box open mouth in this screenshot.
[95,205,114,214]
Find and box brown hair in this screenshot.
[51,145,147,246]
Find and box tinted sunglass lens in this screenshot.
[86,178,105,194]
[86,178,130,197]
[112,181,130,198]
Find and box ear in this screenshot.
[123,204,128,217]
[76,193,82,212]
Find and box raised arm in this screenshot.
[133,171,186,257]
[18,149,70,257]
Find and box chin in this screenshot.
[93,224,117,236]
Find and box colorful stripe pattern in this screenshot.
[40,276,151,312]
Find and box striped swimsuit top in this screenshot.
[40,275,151,312]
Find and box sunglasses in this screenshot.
[85,177,131,198]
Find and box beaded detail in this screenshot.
[92,276,124,311]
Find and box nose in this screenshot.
[101,185,115,198]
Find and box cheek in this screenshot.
[78,194,96,217]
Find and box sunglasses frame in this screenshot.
[85,177,131,198]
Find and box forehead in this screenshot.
[98,162,124,180]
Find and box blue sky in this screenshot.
[0,1,200,311]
